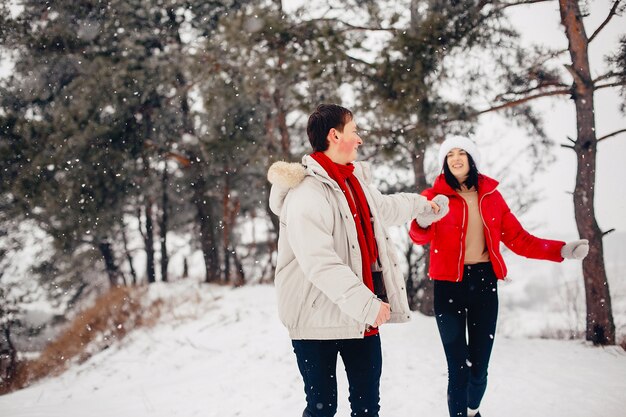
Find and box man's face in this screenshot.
[334,119,362,164]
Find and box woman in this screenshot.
[409,136,589,417]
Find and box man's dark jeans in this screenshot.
[292,334,382,417]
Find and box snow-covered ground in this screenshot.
[0,281,624,417]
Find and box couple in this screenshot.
[267,104,588,417]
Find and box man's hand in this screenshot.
[373,301,391,328]
[415,195,449,228]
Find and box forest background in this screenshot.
[0,0,625,395]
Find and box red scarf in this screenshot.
[311,152,379,335]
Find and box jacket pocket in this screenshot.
[301,286,355,328]
[305,284,322,309]
[275,263,305,327]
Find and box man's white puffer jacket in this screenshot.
[267,155,432,340]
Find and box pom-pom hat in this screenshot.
[437,135,481,171]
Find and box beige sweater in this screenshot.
[459,189,490,264]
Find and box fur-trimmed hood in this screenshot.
[267,160,307,190]
[267,160,308,217]
[267,155,373,216]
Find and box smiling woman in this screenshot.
[410,135,590,417]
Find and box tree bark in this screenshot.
[222,170,232,283]
[273,87,291,160]
[559,0,615,345]
[97,240,122,287]
[121,226,137,285]
[160,166,169,283]
[0,325,17,383]
[144,200,156,284]
[189,155,220,283]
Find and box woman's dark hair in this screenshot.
[307,104,353,152]
[443,152,479,191]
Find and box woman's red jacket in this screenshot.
[409,174,565,282]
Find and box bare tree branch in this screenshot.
[593,71,622,83]
[495,80,569,100]
[289,17,397,34]
[136,208,146,242]
[595,81,626,90]
[588,0,623,44]
[597,128,626,142]
[495,0,554,11]
[602,228,616,237]
[561,136,576,149]
[476,88,570,115]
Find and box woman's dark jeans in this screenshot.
[292,334,382,417]
[434,262,499,417]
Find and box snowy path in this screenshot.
[0,283,625,417]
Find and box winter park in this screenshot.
[1,1,626,417]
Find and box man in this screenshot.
[267,104,449,417]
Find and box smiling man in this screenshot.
[267,104,450,417]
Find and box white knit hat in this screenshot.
[437,135,481,171]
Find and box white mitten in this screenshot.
[415,195,449,228]
[561,239,589,260]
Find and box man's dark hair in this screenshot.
[306,104,353,152]
[443,152,480,192]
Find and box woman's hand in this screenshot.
[429,200,440,214]
[561,239,589,260]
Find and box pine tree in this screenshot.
[0,0,249,288]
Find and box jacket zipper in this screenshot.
[478,188,505,276]
[457,197,467,282]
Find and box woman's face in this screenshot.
[446,147,470,181]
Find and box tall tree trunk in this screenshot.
[264,92,281,279]
[139,149,157,285]
[222,171,231,283]
[173,49,220,283]
[232,248,246,287]
[559,0,615,345]
[189,155,220,283]
[160,165,169,283]
[97,240,121,287]
[222,171,242,284]
[409,142,434,315]
[265,180,280,242]
[405,3,437,315]
[0,325,17,383]
[144,200,156,284]
[121,226,137,285]
[273,88,291,160]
